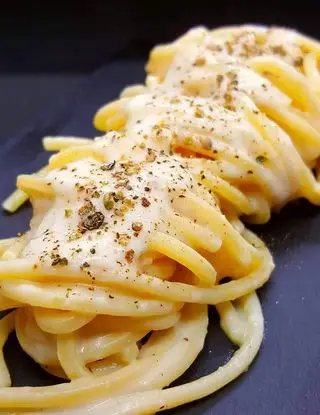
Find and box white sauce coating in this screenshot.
[162,41,291,107]
[22,138,195,278]
[136,25,311,206]
[145,25,316,124]
[122,90,298,206]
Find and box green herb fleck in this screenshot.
[64,208,73,218]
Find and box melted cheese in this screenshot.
[22,140,195,278]
[160,41,291,107]
[122,91,299,207]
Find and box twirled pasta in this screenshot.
[1,24,319,414]
[0,133,273,413]
[95,25,320,223]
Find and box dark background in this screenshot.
[1,0,320,73]
[0,0,319,139]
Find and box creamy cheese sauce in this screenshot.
[22,139,195,278]
[147,25,310,111]
[122,91,297,205]
[136,25,311,206]
[206,26,304,65]
[162,41,291,107]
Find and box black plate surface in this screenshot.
[0,60,320,415]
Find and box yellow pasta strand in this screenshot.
[33,308,95,334]
[216,301,248,345]
[48,147,105,171]
[120,85,147,98]
[0,279,181,316]
[1,189,29,213]
[89,313,181,332]
[52,294,261,415]
[79,331,146,363]
[170,214,222,253]
[117,343,140,364]
[0,247,273,306]
[303,53,320,89]
[93,99,129,132]
[3,166,49,212]
[149,231,217,285]
[249,56,320,114]
[0,357,153,408]
[255,97,320,163]
[16,175,55,199]
[15,308,59,366]
[57,332,92,379]
[43,136,93,151]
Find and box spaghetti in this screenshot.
[95,25,320,223]
[0,24,319,414]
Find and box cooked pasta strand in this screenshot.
[0,250,273,306]
[16,175,55,199]
[1,189,29,213]
[33,308,95,334]
[0,280,181,316]
[48,147,105,170]
[43,136,93,151]
[57,332,92,379]
[149,232,217,285]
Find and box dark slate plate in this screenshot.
[1,60,320,415]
